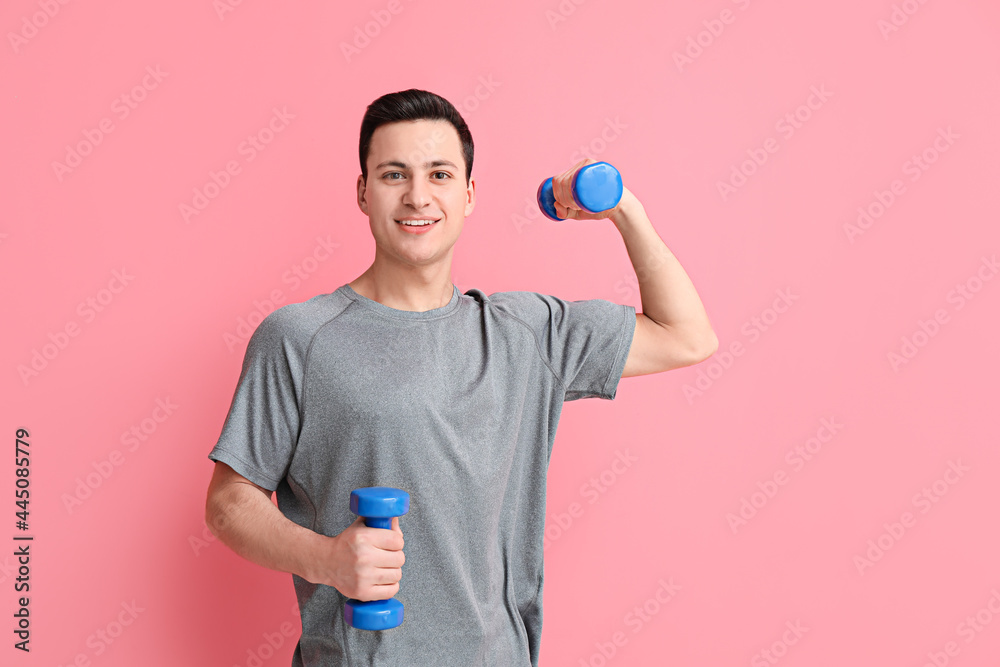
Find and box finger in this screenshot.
[369,565,403,584]
[366,545,405,569]
[555,159,591,212]
[370,526,404,551]
[554,166,577,211]
[374,548,405,569]
[362,582,401,601]
[354,578,401,601]
[555,201,579,220]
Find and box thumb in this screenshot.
[555,202,581,220]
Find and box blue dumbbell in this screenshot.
[343,486,410,631]
[537,161,623,221]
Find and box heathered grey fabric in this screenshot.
[208,283,636,666]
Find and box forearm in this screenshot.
[611,190,717,350]
[206,481,321,583]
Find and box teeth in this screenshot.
[398,220,436,226]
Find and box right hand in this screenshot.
[309,516,405,601]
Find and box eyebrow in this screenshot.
[375,159,458,171]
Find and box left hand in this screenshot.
[549,158,632,222]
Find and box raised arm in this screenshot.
[549,159,718,377]
[610,189,718,376]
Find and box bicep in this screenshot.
[621,313,706,378]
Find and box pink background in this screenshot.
[3,0,1000,665]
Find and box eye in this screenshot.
[432,171,450,179]
[383,172,403,180]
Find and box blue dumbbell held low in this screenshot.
[344,486,410,631]
[537,161,623,221]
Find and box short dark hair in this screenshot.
[359,89,474,184]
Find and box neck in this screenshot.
[349,261,455,312]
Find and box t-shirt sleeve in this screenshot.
[504,292,636,401]
[207,307,308,492]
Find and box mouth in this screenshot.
[395,218,440,227]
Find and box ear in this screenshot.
[464,176,476,217]
[357,174,369,215]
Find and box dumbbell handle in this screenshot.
[363,516,393,530]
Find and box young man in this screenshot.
[205,89,717,666]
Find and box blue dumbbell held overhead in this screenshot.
[537,161,623,221]
[344,487,410,631]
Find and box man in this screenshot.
[205,88,717,666]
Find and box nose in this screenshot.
[402,173,432,209]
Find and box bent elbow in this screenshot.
[205,494,221,538]
[690,331,719,364]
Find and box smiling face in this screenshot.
[357,119,475,271]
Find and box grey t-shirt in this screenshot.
[208,283,636,666]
